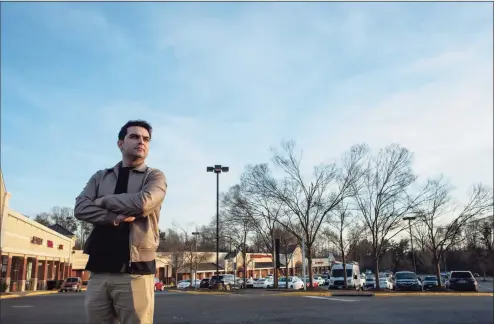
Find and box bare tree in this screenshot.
[75,221,92,249]
[325,201,361,288]
[414,179,493,286]
[352,144,420,288]
[33,207,89,248]
[34,212,52,227]
[183,248,212,286]
[480,217,494,255]
[221,185,256,287]
[163,226,190,286]
[50,206,78,233]
[274,226,298,288]
[234,177,287,285]
[242,141,367,287]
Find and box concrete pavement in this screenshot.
[1,290,493,324]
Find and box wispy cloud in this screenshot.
[1,2,492,226]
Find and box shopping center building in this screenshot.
[0,170,76,292]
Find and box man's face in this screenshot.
[118,126,151,160]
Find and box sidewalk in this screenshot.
[0,287,87,299]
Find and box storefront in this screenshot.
[71,251,173,285]
[177,263,225,281]
[0,175,75,292]
[311,257,332,274]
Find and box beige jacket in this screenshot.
[74,162,167,263]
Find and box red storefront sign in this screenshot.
[249,254,272,259]
[47,240,54,248]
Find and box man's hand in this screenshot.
[113,215,135,226]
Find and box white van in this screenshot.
[328,262,363,290]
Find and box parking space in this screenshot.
[1,290,493,324]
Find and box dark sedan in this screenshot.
[394,271,423,291]
[448,271,478,292]
[199,278,210,288]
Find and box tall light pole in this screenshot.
[403,216,417,273]
[206,164,229,285]
[192,231,200,290]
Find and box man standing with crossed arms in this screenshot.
[75,120,167,324]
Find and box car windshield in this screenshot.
[66,278,78,282]
[395,273,417,280]
[379,273,387,278]
[425,276,437,281]
[279,277,286,282]
[451,272,473,279]
[331,269,353,277]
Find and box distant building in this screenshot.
[0,169,76,293]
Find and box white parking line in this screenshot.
[304,296,358,302]
[12,305,33,308]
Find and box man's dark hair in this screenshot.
[118,120,153,141]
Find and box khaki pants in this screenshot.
[85,273,155,324]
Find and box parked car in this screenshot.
[209,274,236,289]
[154,277,165,291]
[422,275,445,290]
[253,277,273,288]
[303,277,320,288]
[321,274,330,285]
[448,271,478,292]
[393,271,423,291]
[378,273,393,290]
[364,275,375,290]
[59,277,82,293]
[288,276,305,290]
[313,275,325,286]
[246,278,255,288]
[234,278,245,289]
[199,278,210,288]
[177,279,200,289]
[278,277,288,288]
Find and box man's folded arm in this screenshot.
[101,169,167,217]
[74,171,119,225]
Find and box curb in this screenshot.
[276,291,369,297]
[264,290,494,298]
[0,287,87,300]
[375,292,494,297]
[166,289,233,295]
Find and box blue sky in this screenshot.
[1,2,493,229]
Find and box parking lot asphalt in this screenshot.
[1,290,493,324]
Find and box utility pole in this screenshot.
[272,236,278,289]
[192,231,200,290]
[206,165,229,288]
[302,237,307,291]
[403,216,417,273]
